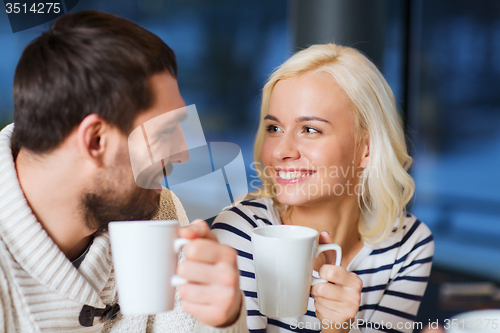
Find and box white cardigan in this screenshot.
[0,124,248,333]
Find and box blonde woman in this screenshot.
[212,44,434,333]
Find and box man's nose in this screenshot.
[168,124,189,164]
[272,134,300,161]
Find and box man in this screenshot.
[0,10,246,332]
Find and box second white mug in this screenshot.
[252,225,342,318]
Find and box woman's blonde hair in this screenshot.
[252,43,415,244]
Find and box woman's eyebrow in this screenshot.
[264,115,280,122]
[264,115,330,124]
[296,116,330,123]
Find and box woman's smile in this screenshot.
[274,168,316,184]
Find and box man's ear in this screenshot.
[359,133,370,168]
[77,114,108,166]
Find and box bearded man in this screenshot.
[0,10,246,333]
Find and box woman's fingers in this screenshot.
[313,297,346,320]
[317,264,363,290]
[311,264,362,326]
[312,286,361,326]
[314,300,359,332]
[311,280,345,301]
[311,281,361,310]
[313,293,361,317]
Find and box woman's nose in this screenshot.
[272,135,300,160]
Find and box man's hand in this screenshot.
[310,232,363,333]
[177,219,242,327]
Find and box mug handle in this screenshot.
[311,244,342,286]
[170,238,190,287]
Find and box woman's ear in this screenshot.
[359,134,370,168]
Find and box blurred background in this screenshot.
[1,0,499,326]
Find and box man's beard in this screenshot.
[83,185,160,232]
[82,157,161,232]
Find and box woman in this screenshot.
[212,44,434,333]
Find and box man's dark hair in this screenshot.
[11,10,177,156]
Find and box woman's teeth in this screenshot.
[277,171,313,180]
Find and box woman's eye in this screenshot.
[266,125,282,133]
[304,126,321,134]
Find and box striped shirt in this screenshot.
[212,197,434,333]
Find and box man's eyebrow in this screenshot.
[296,116,330,124]
[152,110,188,133]
[163,110,188,125]
[175,111,188,123]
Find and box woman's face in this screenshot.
[261,70,369,207]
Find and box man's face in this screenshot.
[83,72,188,231]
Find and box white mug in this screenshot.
[108,220,188,315]
[251,225,342,318]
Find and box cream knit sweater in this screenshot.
[0,124,248,333]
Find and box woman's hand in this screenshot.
[310,232,363,333]
[176,220,243,328]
